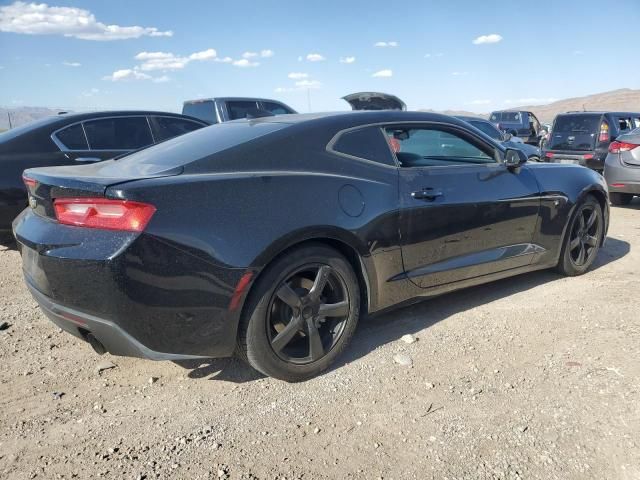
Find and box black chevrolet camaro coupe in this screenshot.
[0,111,208,237]
[13,111,609,381]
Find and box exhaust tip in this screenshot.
[85,332,107,355]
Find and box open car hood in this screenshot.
[342,92,407,111]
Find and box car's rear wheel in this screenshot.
[238,244,360,382]
[555,195,603,276]
[610,192,634,206]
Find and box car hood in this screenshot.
[342,92,407,111]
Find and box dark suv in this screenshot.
[542,112,640,172]
[182,97,296,124]
[489,110,542,145]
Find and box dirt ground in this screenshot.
[1,201,639,480]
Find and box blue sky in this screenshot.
[1,0,639,113]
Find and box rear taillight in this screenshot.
[53,198,156,232]
[609,141,640,154]
[22,174,37,189]
[544,152,554,159]
[583,153,594,160]
[598,122,610,142]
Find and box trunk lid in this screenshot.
[342,92,407,111]
[549,113,602,152]
[23,160,182,221]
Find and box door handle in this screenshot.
[75,157,102,163]
[411,188,443,201]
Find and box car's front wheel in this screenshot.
[238,244,360,382]
[610,192,634,206]
[555,195,603,276]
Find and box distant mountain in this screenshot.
[0,106,69,130]
[422,88,640,123]
[512,88,640,123]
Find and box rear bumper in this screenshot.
[604,155,640,194]
[14,208,249,359]
[27,278,207,360]
[543,151,605,171]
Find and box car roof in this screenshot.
[559,111,640,116]
[455,115,490,122]
[183,97,289,104]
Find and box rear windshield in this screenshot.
[553,114,601,133]
[182,101,217,124]
[97,121,288,176]
[489,112,521,123]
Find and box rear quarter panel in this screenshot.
[109,150,402,312]
[526,163,609,265]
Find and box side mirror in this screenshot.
[504,148,527,173]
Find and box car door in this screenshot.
[386,123,541,288]
[80,116,154,162]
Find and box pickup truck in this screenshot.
[489,110,542,145]
[182,97,296,124]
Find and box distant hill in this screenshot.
[422,88,640,123]
[0,106,69,130]
[512,88,640,123]
[2,88,639,131]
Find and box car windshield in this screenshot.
[469,120,502,140]
[553,114,600,133]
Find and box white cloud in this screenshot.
[80,87,100,97]
[62,61,81,67]
[297,56,303,62]
[374,41,398,47]
[288,72,308,79]
[451,71,469,76]
[135,49,217,71]
[306,53,325,62]
[152,75,170,83]
[189,48,216,61]
[215,56,233,63]
[242,49,273,59]
[103,69,151,82]
[0,1,172,41]
[469,99,491,105]
[472,33,503,45]
[424,52,444,58]
[573,50,584,55]
[295,79,321,89]
[340,56,356,64]
[232,58,259,68]
[372,69,393,78]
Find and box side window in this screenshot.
[332,126,395,166]
[54,123,88,150]
[489,113,500,122]
[617,117,633,133]
[152,117,205,142]
[384,125,495,167]
[83,117,153,150]
[226,101,259,120]
[261,102,293,115]
[633,117,640,129]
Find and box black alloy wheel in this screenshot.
[268,264,350,364]
[556,195,603,276]
[238,244,360,382]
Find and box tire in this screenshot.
[237,244,360,382]
[555,195,603,276]
[610,192,633,206]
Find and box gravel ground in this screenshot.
[1,201,639,480]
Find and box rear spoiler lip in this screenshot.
[23,165,184,198]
